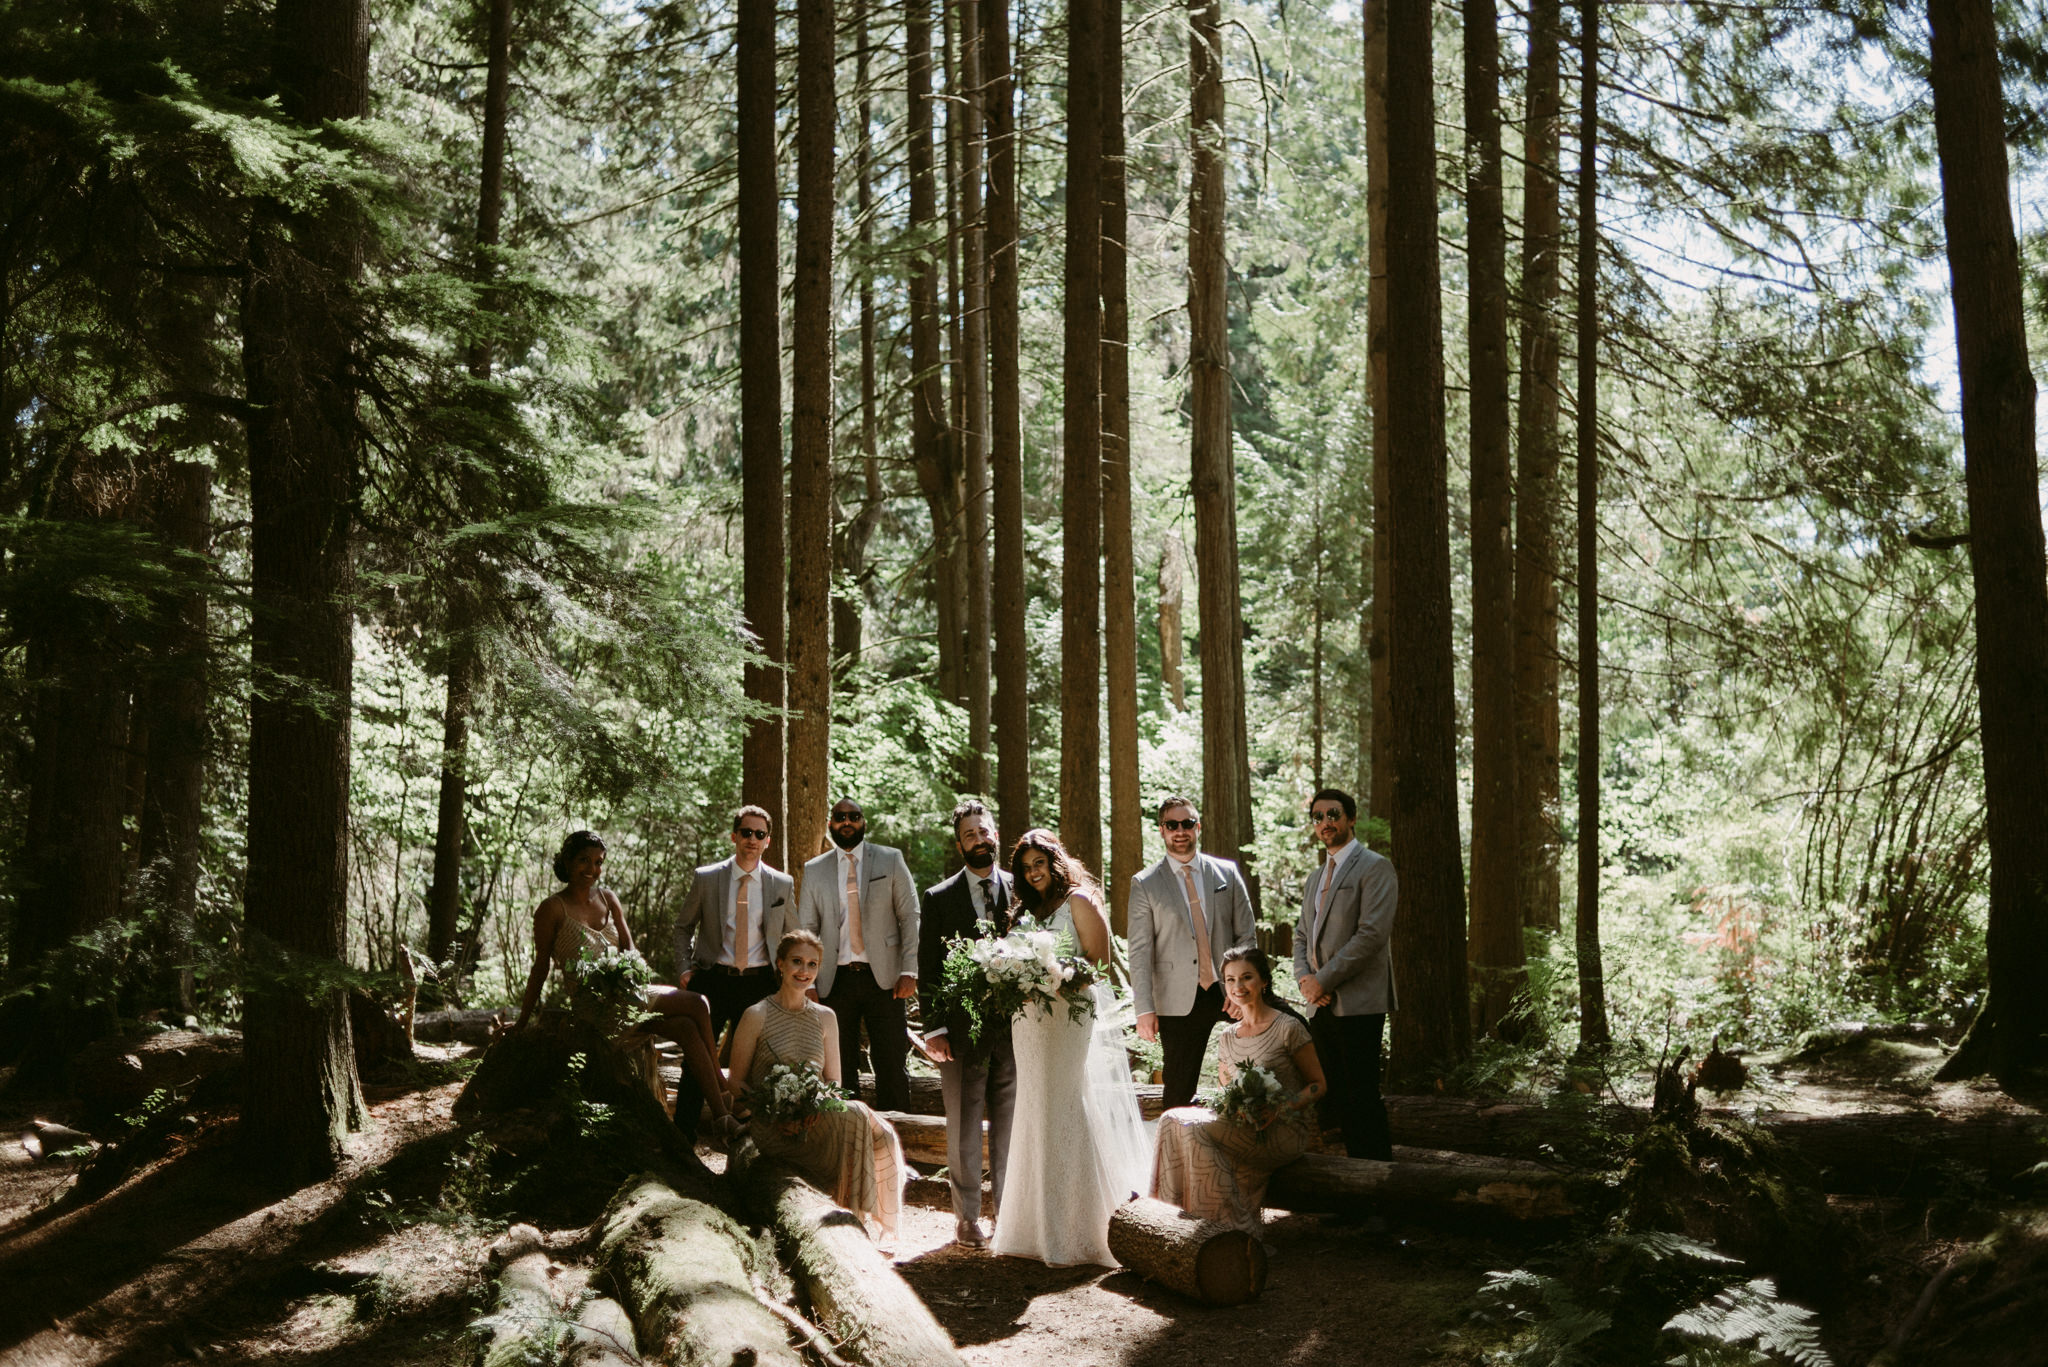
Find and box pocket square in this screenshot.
[771,897,786,907]
[869,874,888,882]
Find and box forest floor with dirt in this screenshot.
[0,1029,2041,1367]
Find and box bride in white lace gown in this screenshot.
[993,829,1151,1267]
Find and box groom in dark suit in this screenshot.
[918,798,1017,1247]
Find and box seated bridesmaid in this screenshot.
[512,830,740,1142]
[728,929,906,1244]
[1150,946,1326,1236]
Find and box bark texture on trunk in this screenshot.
[738,0,786,867]
[1107,1197,1267,1305]
[1061,0,1104,873]
[787,0,836,873]
[1158,533,1187,712]
[1573,0,1610,1050]
[1190,0,1252,879]
[1363,0,1393,837]
[1464,0,1523,1039]
[239,0,372,1173]
[138,459,212,1017]
[1101,0,1138,935]
[960,0,993,797]
[1927,0,2048,1082]
[985,0,1028,835]
[426,0,513,971]
[1512,0,1564,936]
[1383,0,1470,1083]
[837,0,884,675]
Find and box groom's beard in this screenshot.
[830,827,865,850]
[962,843,996,871]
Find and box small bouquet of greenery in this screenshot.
[569,944,653,1035]
[750,1061,849,1136]
[1203,1063,1288,1138]
[933,917,1099,1056]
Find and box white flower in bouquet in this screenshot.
[751,1061,848,1135]
[1204,1063,1289,1138]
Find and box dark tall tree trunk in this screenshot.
[1572,0,1610,1050]
[1464,0,1522,1039]
[138,458,213,1017]
[1928,0,2048,1083]
[427,0,515,971]
[240,0,371,1174]
[1061,0,1104,873]
[787,0,836,871]
[1513,0,1564,936]
[1101,0,1137,935]
[908,0,962,750]
[738,0,786,866]
[1384,0,1470,1083]
[1190,0,1251,881]
[1363,0,1393,838]
[836,0,884,676]
[960,0,993,796]
[1159,533,1187,713]
[8,475,134,1084]
[986,0,1028,834]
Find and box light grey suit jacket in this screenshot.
[1293,842,1397,1017]
[673,857,795,973]
[1126,853,1256,1018]
[795,842,920,997]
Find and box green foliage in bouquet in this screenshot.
[1202,1063,1288,1139]
[751,1061,850,1136]
[932,919,1100,1059]
[568,944,653,1035]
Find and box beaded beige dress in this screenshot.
[1150,1011,1315,1232]
[743,997,905,1240]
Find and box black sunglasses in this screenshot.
[736,826,770,840]
[829,811,865,823]
[1310,809,1346,824]
[1161,818,1200,831]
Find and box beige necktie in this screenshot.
[1180,863,1216,990]
[845,856,865,956]
[734,871,751,968]
[1311,857,1336,970]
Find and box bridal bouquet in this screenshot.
[569,944,653,1034]
[932,918,1100,1054]
[750,1061,849,1136]
[1204,1063,1288,1137]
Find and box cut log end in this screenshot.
[1107,1197,1267,1306]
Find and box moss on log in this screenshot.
[597,1173,803,1367]
[735,1155,966,1367]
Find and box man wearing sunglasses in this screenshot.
[1294,787,1395,1161]
[796,798,920,1111]
[1126,795,1257,1109]
[672,804,795,1138]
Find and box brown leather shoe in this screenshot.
[954,1219,990,1248]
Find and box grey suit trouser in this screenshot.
[936,1038,1016,1225]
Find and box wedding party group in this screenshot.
[510,786,1397,1266]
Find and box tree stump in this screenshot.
[735,1154,967,1367]
[596,1173,804,1367]
[1107,1197,1267,1305]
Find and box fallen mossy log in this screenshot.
[1107,1197,1267,1305]
[475,1226,565,1367]
[597,1174,804,1367]
[734,1154,967,1367]
[565,1294,639,1367]
[1375,1095,2048,1192]
[1265,1152,1594,1222]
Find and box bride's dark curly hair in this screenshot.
[1007,828,1103,916]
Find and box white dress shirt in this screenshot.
[836,845,869,967]
[1309,839,1358,958]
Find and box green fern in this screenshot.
[1662,1277,1833,1367]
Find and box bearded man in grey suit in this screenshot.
[1127,795,1257,1109]
[1294,786,1395,1160]
[671,803,794,1140]
[796,796,920,1111]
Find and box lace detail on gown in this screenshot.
[992,895,1150,1267]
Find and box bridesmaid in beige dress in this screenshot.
[1150,946,1326,1236]
[728,929,906,1244]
